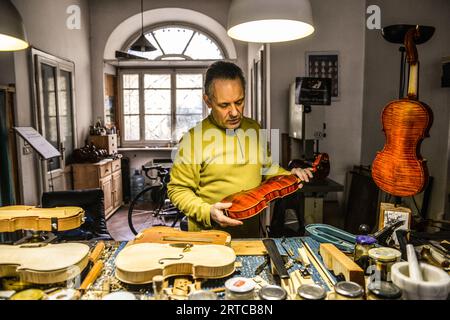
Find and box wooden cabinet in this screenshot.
[73,158,122,219]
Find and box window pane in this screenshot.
[41,63,60,171]
[176,115,203,141]
[153,27,194,55]
[184,33,223,60]
[123,74,139,89]
[123,89,139,114]
[176,74,203,88]
[145,115,171,140]
[59,70,74,164]
[144,74,170,89]
[176,89,203,114]
[124,115,140,140]
[145,89,171,114]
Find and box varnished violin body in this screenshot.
[222,153,327,220]
[372,27,433,197]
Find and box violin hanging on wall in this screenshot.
[372,27,433,197]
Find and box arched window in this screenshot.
[126,25,224,61]
[120,25,226,146]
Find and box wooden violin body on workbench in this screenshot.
[115,243,236,284]
[372,27,433,197]
[222,153,328,220]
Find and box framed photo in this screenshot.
[379,202,412,245]
[306,51,339,100]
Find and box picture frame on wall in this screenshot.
[306,51,339,100]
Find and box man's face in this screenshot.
[204,78,245,130]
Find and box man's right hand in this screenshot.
[210,202,243,228]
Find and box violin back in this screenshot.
[0,243,90,284]
[372,99,433,196]
[115,243,236,284]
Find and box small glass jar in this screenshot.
[353,235,377,272]
[258,285,287,300]
[368,247,401,282]
[297,284,327,300]
[329,281,364,300]
[225,277,256,300]
[367,281,402,300]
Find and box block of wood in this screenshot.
[319,243,365,288]
[231,240,267,256]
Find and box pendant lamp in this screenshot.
[0,0,29,51]
[130,0,156,52]
[227,0,314,43]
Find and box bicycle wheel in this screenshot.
[128,185,164,235]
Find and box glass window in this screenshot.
[128,26,224,61]
[121,71,206,145]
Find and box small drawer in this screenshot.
[99,162,112,178]
[112,159,121,172]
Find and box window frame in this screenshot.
[123,23,226,62]
[118,68,209,147]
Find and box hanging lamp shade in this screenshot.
[130,33,156,52]
[0,0,29,51]
[227,0,314,43]
[129,0,156,52]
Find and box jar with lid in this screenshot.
[224,277,256,300]
[258,285,287,300]
[297,284,327,300]
[329,281,364,300]
[353,235,377,273]
[367,281,402,300]
[368,247,401,282]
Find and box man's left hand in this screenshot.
[291,167,314,183]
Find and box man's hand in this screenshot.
[210,202,243,228]
[291,167,314,183]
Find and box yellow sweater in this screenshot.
[167,115,290,237]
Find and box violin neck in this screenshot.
[407,61,419,100]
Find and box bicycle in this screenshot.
[127,164,183,235]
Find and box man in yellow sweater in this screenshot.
[168,61,313,238]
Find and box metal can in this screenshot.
[188,290,218,300]
[368,247,401,282]
[225,277,255,300]
[258,285,287,300]
[329,281,364,300]
[297,284,327,300]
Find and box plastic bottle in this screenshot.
[130,169,145,200]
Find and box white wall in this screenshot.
[361,0,450,220]
[268,0,366,206]
[10,0,92,204]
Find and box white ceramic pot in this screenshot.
[391,261,450,300]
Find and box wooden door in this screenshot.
[112,171,122,209]
[100,175,113,215]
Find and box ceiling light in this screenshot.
[227,0,314,43]
[0,0,28,51]
[130,0,156,52]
